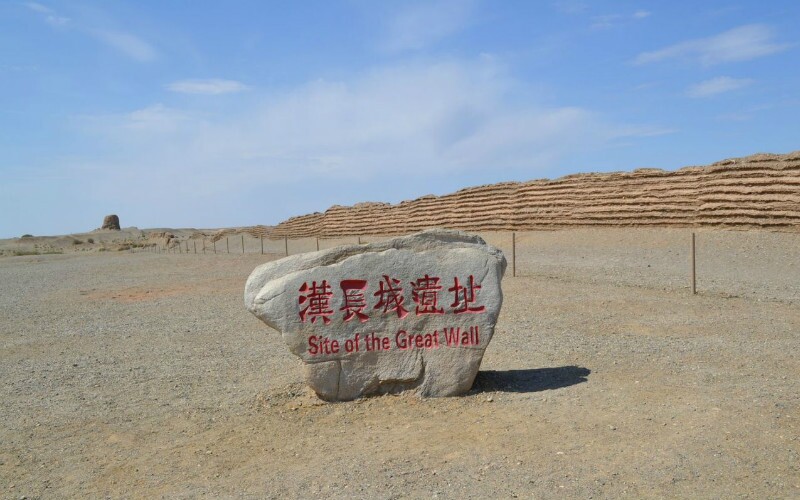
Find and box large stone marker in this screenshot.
[244,229,506,401]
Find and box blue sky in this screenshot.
[1,1,798,237]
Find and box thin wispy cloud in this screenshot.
[686,76,753,98]
[167,79,249,95]
[23,3,157,62]
[91,30,157,62]
[24,2,70,26]
[382,0,477,52]
[635,24,789,65]
[74,58,665,201]
[591,10,651,29]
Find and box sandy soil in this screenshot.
[1,229,798,498]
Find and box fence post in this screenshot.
[186,241,189,253]
[512,232,516,278]
[316,237,319,251]
[194,241,197,254]
[213,240,216,254]
[226,237,229,253]
[241,235,245,254]
[260,236,264,255]
[691,232,696,295]
[358,236,361,245]
[284,236,288,256]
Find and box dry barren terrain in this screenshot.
[1,229,798,498]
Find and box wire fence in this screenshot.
[132,229,800,302]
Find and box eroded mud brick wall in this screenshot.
[270,152,800,238]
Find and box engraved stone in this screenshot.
[244,229,506,401]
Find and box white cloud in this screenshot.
[686,76,753,98]
[123,104,190,131]
[635,24,789,65]
[24,3,157,62]
[382,0,476,52]
[71,58,667,205]
[91,30,157,62]
[24,2,70,26]
[591,11,651,29]
[167,79,249,95]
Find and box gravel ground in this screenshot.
[0,229,798,498]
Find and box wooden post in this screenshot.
[358,236,361,245]
[316,237,319,251]
[186,241,189,253]
[284,236,288,256]
[260,236,264,255]
[213,240,216,254]
[241,235,244,254]
[512,232,516,278]
[691,232,697,295]
[193,241,196,254]
[226,237,229,253]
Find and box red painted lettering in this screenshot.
[340,279,369,323]
[307,335,340,355]
[411,275,445,315]
[449,275,485,314]
[373,275,408,319]
[299,280,334,324]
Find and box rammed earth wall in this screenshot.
[269,152,800,237]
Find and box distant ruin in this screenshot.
[101,214,121,231]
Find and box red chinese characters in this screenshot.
[373,275,409,319]
[449,275,485,314]
[340,279,369,323]
[298,280,334,324]
[411,275,444,315]
[298,274,485,324]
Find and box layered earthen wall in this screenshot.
[269,152,800,237]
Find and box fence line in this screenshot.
[130,231,718,296]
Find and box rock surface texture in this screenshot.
[245,229,506,401]
[101,214,121,231]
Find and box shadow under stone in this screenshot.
[471,366,591,394]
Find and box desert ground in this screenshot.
[1,228,798,498]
